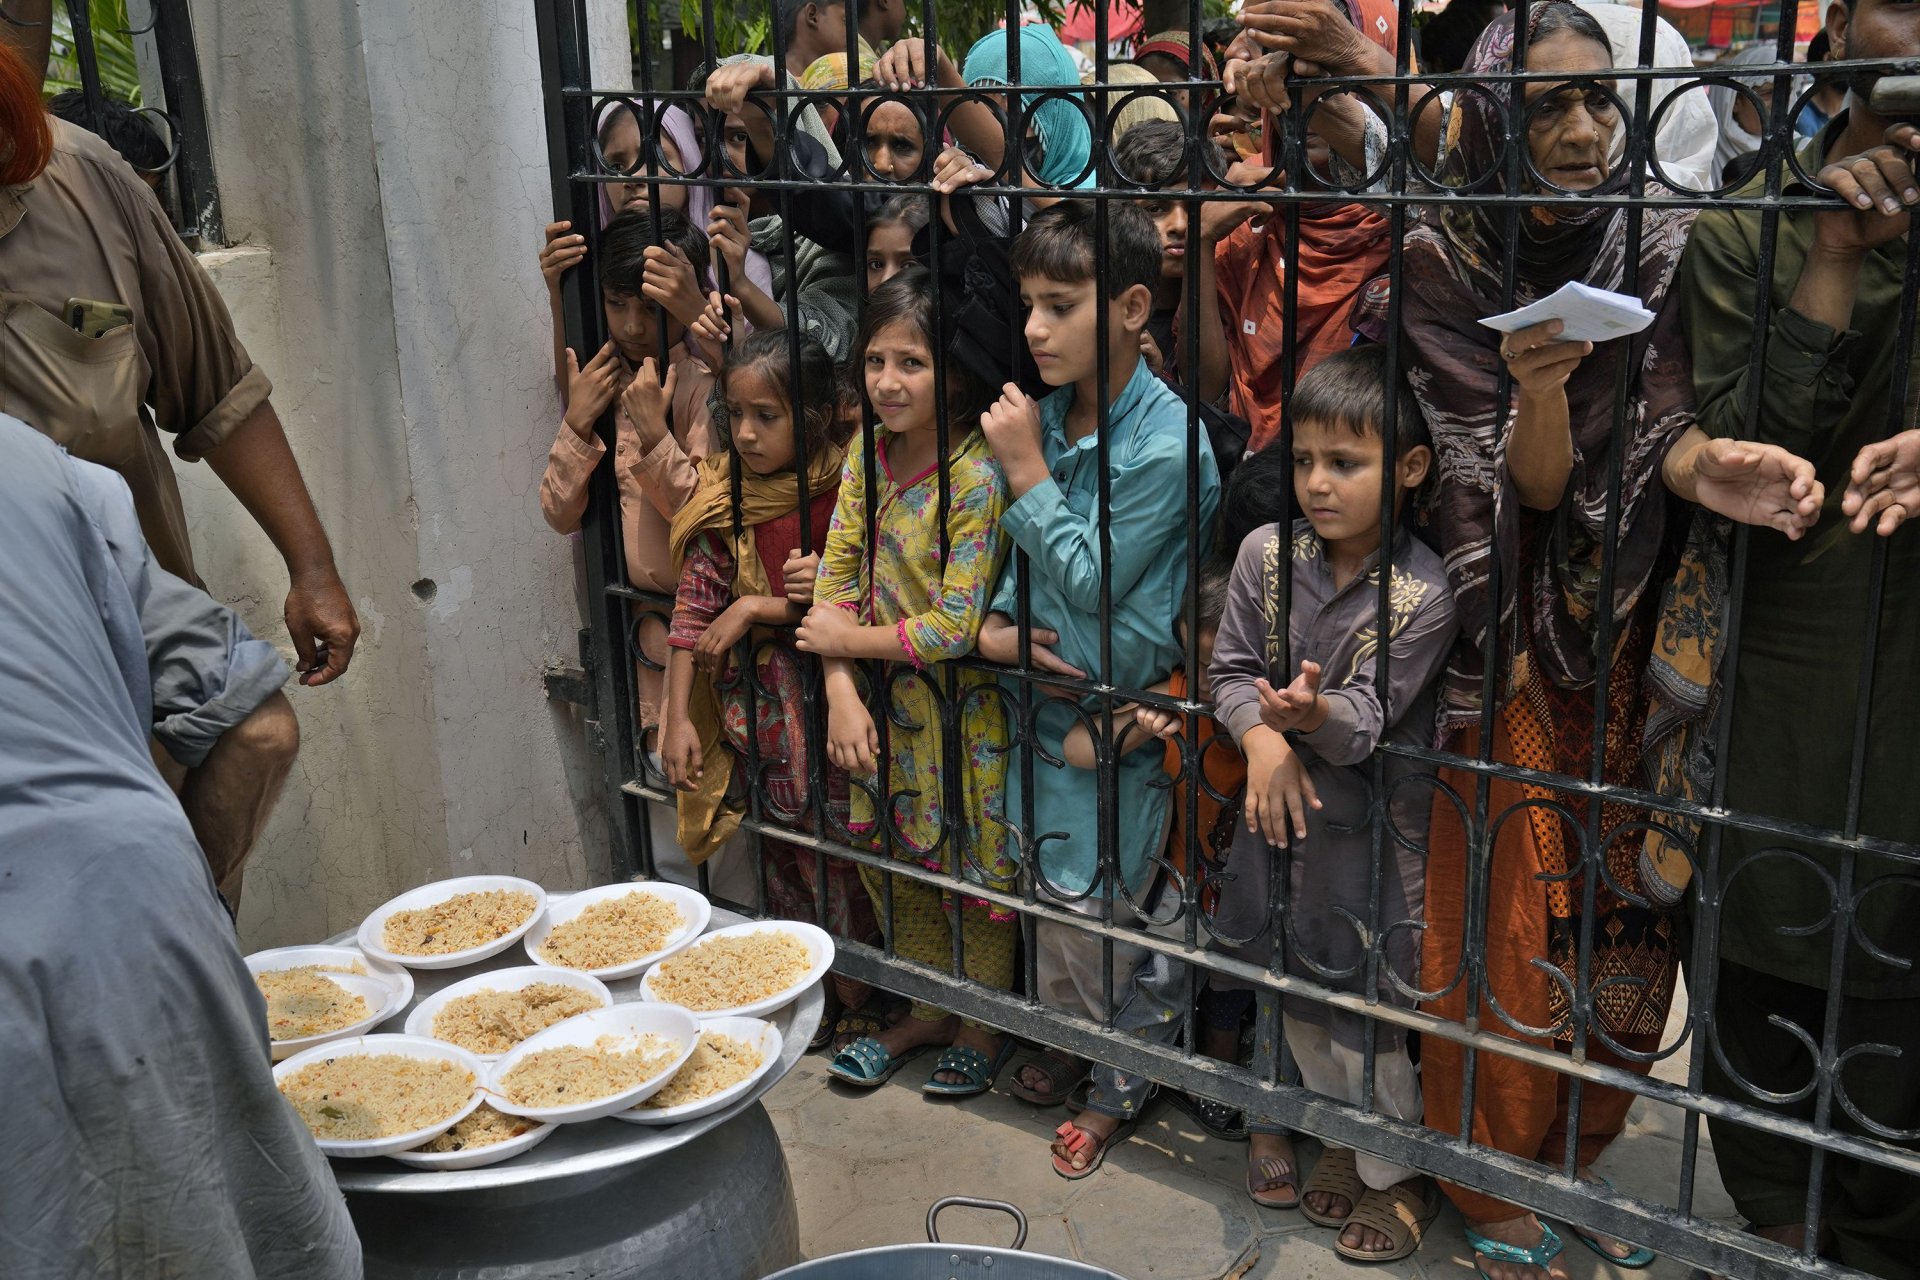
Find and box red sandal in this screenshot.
[1049,1117,1134,1181]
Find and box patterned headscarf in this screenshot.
[962,25,1095,189]
[1399,4,1700,722]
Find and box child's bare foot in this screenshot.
[1465,1213,1571,1280]
[1246,1131,1300,1208]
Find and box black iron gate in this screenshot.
[535,1,1920,1274]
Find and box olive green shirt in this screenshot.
[1677,115,1920,996]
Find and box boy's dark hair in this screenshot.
[723,328,845,460]
[1010,200,1161,299]
[871,192,932,237]
[1192,553,1232,631]
[777,0,851,46]
[1221,442,1292,555]
[1291,342,1431,458]
[857,264,995,430]
[1113,118,1228,189]
[599,206,706,296]
[47,91,169,173]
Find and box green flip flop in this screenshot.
[827,1036,921,1088]
[922,1038,1015,1097]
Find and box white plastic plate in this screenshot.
[357,875,547,970]
[611,1016,782,1127]
[387,1108,558,1171]
[637,920,833,1019]
[246,945,414,1062]
[486,1003,700,1124]
[521,881,709,981]
[404,965,613,1061]
[274,1034,485,1159]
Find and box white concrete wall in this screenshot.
[178,0,632,948]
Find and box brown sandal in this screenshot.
[1010,1048,1089,1106]
[1333,1178,1441,1264]
[1300,1147,1367,1228]
[1246,1152,1301,1209]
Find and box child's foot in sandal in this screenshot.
[1333,1178,1441,1264]
[1567,1168,1655,1268]
[1300,1146,1365,1227]
[1464,1214,1570,1280]
[1011,1048,1089,1106]
[923,1026,1013,1097]
[827,1011,953,1087]
[1050,1109,1132,1180]
[1245,1132,1300,1209]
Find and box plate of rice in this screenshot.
[358,875,548,970]
[245,945,414,1061]
[612,1017,782,1126]
[637,921,833,1019]
[486,1003,700,1124]
[520,881,709,981]
[387,1104,557,1171]
[404,966,613,1061]
[273,1035,485,1159]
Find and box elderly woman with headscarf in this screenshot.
[1398,7,1821,1277]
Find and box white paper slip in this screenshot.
[1479,280,1655,344]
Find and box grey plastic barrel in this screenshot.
[350,1102,799,1279]
[761,1198,1124,1280]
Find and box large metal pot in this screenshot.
[351,1099,799,1278]
[762,1199,1123,1280]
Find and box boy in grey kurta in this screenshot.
[1207,345,1456,1259]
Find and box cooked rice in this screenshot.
[280,1053,475,1142]
[430,983,603,1055]
[256,968,370,1040]
[417,1104,540,1153]
[536,892,685,970]
[647,931,812,1011]
[283,960,368,976]
[638,1032,763,1109]
[382,889,538,956]
[499,1033,679,1107]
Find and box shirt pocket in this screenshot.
[0,296,145,472]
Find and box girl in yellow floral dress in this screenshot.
[795,266,1017,1096]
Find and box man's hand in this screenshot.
[976,612,1087,680]
[287,567,360,687]
[564,342,626,438]
[621,358,679,451]
[979,383,1046,481]
[642,245,708,329]
[1499,318,1592,399]
[702,58,776,114]
[875,37,956,91]
[693,598,757,674]
[1843,430,1920,535]
[826,690,881,773]
[782,550,821,606]
[539,220,586,292]
[931,145,995,194]
[660,714,705,792]
[1242,727,1320,844]
[1814,124,1920,256]
[1224,51,1292,115]
[1238,0,1373,75]
[1691,437,1824,539]
[1256,660,1324,733]
[709,203,753,284]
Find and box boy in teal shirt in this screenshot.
[977,201,1221,1155]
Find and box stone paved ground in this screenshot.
[764,983,1739,1279]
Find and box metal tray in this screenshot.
[323,898,819,1195]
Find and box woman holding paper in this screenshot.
[1396,6,1821,1277]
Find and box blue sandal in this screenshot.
[827,1036,920,1088]
[1568,1176,1657,1269]
[922,1038,1014,1097]
[1463,1220,1564,1280]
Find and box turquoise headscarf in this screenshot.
[961,25,1094,189]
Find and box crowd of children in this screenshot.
[529,1,1920,1273]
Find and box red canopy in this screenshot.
[1058,0,1144,43]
